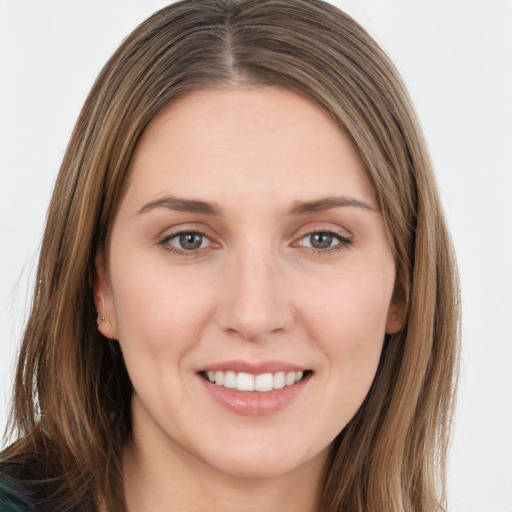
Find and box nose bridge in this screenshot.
[217,240,291,340]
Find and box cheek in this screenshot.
[108,261,221,425]
[109,256,217,363]
[300,258,394,377]
[287,259,395,450]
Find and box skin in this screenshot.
[95,86,402,512]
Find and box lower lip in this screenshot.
[200,374,311,416]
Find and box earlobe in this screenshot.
[385,313,403,335]
[385,292,406,335]
[94,251,118,339]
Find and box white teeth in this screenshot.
[273,371,285,389]
[254,373,274,392]
[285,371,296,386]
[224,371,236,388]
[205,370,306,392]
[236,372,255,391]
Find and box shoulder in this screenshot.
[0,454,96,512]
[0,470,40,512]
[0,459,46,512]
[0,460,97,512]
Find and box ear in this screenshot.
[385,290,406,335]
[94,250,119,339]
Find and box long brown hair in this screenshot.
[2,1,459,511]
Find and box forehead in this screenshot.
[122,86,376,211]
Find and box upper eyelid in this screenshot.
[162,230,214,245]
[158,224,216,240]
[300,228,349,237]
[295,231,351,247]
[293,224,352,240]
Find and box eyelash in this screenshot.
[297,229,352,254]
[157,229,352,256]
[157,231,213,255]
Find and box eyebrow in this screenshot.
[138,195,376,217]
[288,196,376,215]
[138,196,222,216]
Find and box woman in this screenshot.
[0,1,459,511]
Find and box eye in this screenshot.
[297,230,351,252]
[159,231,212,253]
[176,232,205,250]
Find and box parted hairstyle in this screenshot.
[1,1,460,511]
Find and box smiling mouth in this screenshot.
[201,370,312,392]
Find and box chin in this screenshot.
[196,436,329,481]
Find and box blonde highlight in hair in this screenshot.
[2,1,459,511]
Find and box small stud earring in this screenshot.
[97,299,106,326]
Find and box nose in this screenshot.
[216,246,294,341]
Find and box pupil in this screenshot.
[311,233,333,249]
[179,233,202,250]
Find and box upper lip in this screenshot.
[198,359,309,374]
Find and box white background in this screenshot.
[1,1,511,511]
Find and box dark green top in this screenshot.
[0,472,96,512]
[0,478,39,511]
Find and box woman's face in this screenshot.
[96,87,401,479]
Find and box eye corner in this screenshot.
[157,229,220,256]
[291,227,352,254]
